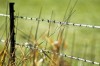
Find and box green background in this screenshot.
[0,0,100,66]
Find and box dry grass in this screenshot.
[0,0,100,66]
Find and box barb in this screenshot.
[0,39,100,65]
[0,13,100,29]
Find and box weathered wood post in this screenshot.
[9,3,15,66]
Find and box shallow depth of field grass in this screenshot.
[0,0,100,66]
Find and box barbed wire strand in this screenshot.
[0,13,100,29]
[0,13,9,17]
[16,16,100,29]
[0,39,100,65]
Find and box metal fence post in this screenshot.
[9,3,15,66]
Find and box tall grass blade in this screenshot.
[35,7,42,41]
[70,31,76,66]
[63,0,72,21]
[82,43,88,66]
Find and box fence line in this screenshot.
[0,2,100,65]
[0,39,100,65]
[0,12,100,65]
[0,13,100,29]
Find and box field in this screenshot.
[0,0,100,66]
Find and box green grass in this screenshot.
[0,0,100,66]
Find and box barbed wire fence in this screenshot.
[0,2,100,66]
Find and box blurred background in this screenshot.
[0,0,100,66]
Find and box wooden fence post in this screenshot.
[9,3,15,66]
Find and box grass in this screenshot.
[0,0,100,66]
